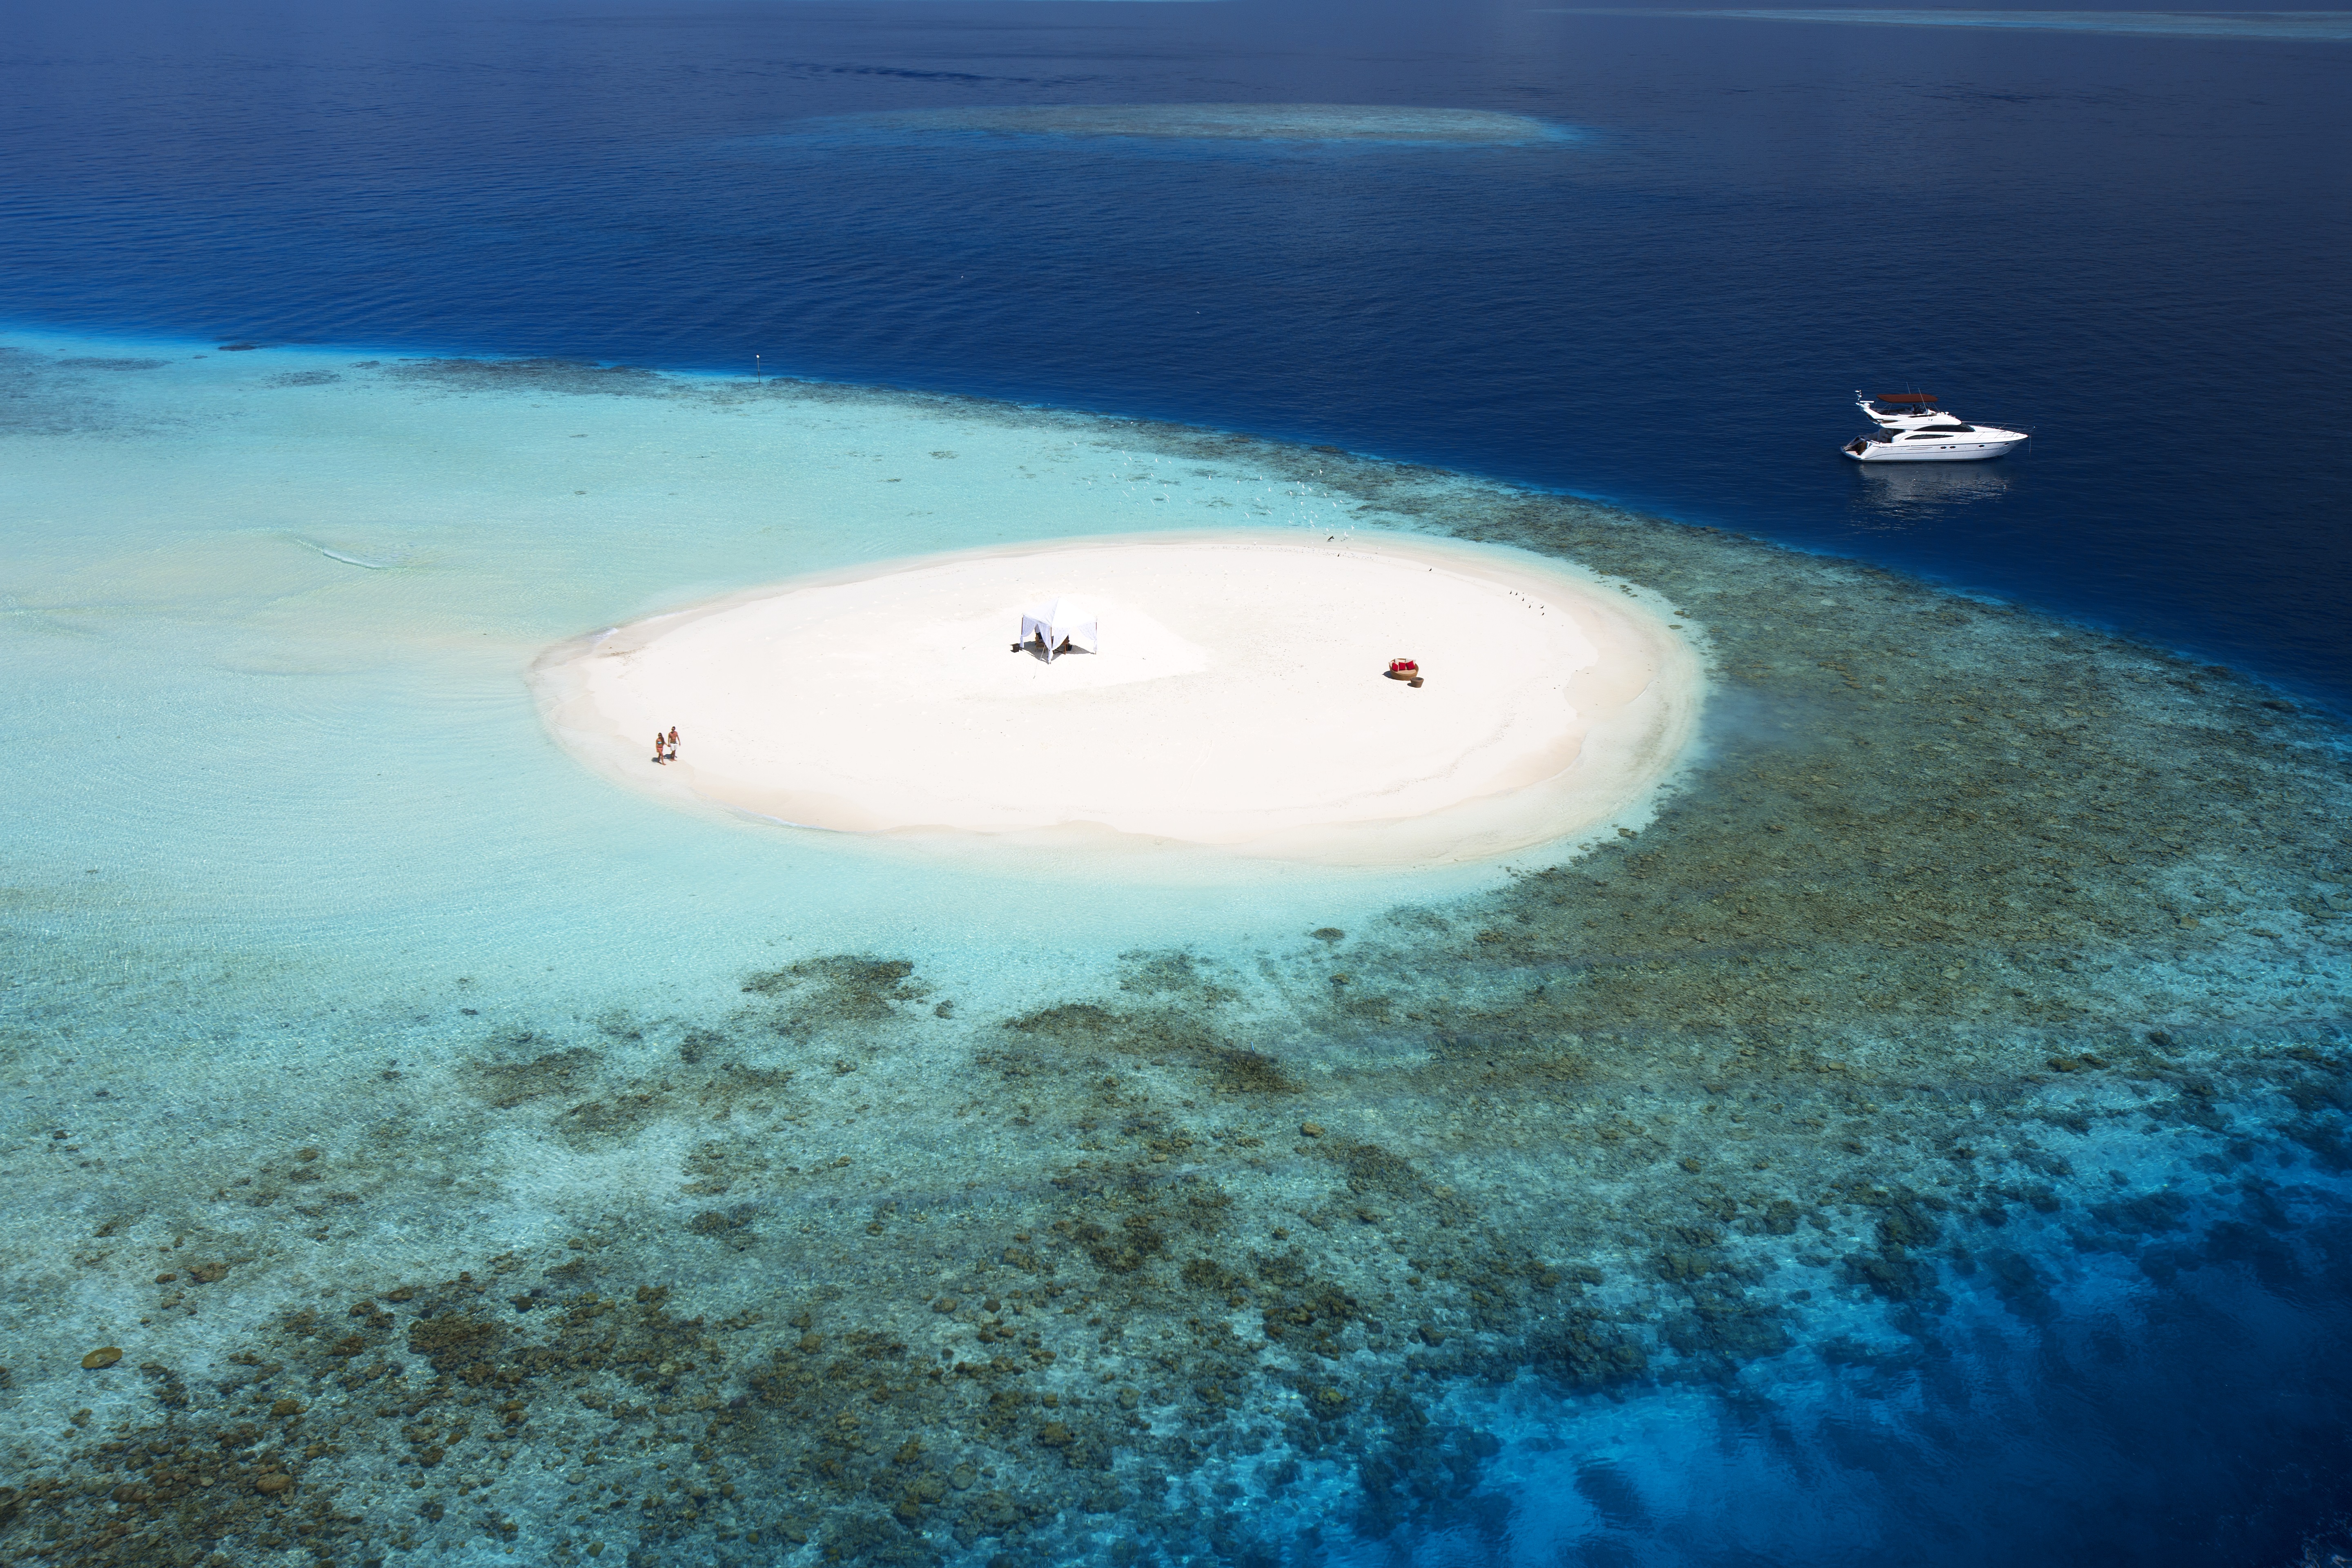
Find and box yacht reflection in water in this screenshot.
[1848,456,2014,528]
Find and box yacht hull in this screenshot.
[1844,435,2026,463]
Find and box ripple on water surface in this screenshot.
[749,103,1580,149]
[1544,7,2352,40]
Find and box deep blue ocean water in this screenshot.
[4,0,2348,706]
[5,5,2352,1567]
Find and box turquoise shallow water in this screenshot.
[4,331,1499,980]
[7,328,2352,1568]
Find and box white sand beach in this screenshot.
[532,531,1703,866]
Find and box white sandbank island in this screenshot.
[532,532,1704,866]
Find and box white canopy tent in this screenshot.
[1019,597,1098,662]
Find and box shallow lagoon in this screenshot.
[4,334,2350,1567]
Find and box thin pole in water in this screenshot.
[754,353,762,385]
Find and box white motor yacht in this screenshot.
[1843,391,2027,462]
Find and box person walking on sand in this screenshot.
[666,726,680,762]
[653,731,668,765]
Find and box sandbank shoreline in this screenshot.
[532,530,1705,867]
